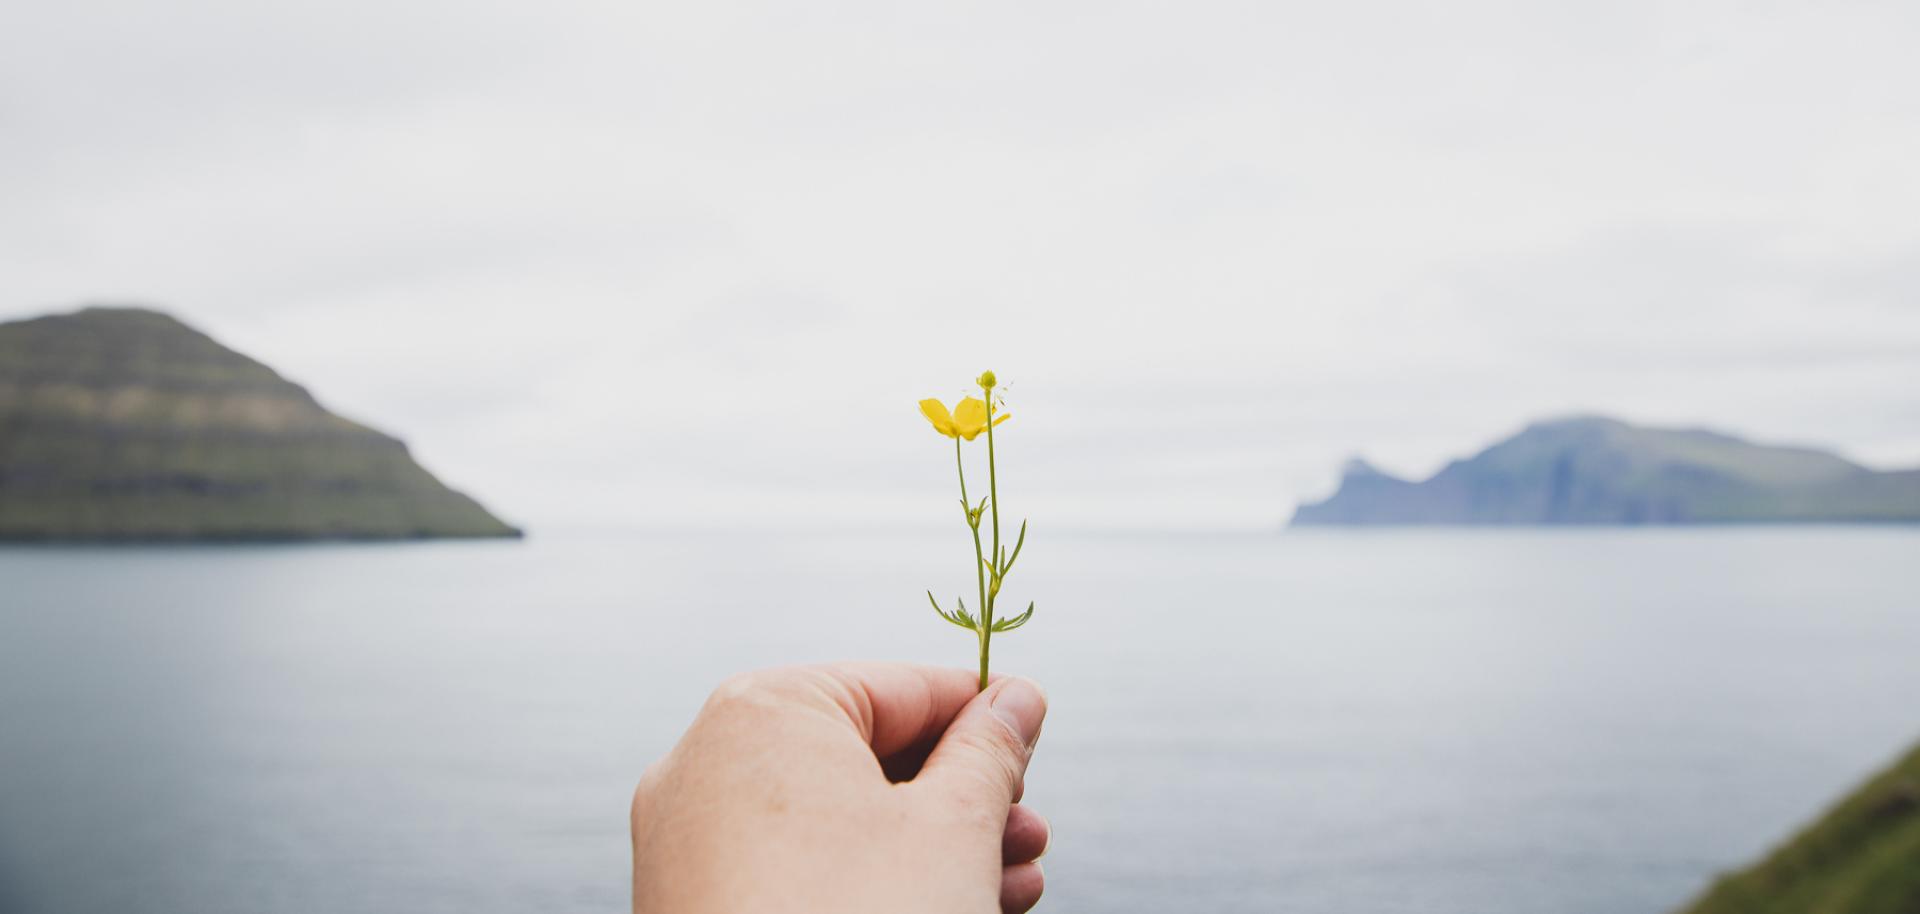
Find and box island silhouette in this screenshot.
[1295,416,1920,525]
[0,306,519,540]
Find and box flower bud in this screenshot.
[976,370,997,390]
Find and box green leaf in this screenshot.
[992,601,1035,632]
[930,591,974,630]
[1000,519,1028,576]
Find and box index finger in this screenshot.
[807,662,996,758]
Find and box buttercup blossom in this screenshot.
[918,396,1010,441]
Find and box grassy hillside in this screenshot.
[1677,740,1920,914]
[0,306,518,539]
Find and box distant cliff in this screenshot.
[1676,739,1920,914]
[1292,416,1920,525]
[0,306,519,540]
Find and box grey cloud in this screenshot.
[3,0,1918,528]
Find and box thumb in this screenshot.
[916,676,1048,809]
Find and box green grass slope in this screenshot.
[0,306,519,540]
[1677,740,1920,914]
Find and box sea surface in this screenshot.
[2,527,1917,914]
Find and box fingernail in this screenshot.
[991,678,1047,748]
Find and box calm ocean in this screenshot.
[3,527,1917,913]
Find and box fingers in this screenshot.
[699,664,984,763]
[915,676,1047,809]
[1002,803,1050,864]
[1000,861,1045,914]
[808,663,990,758]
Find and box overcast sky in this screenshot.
[3,0,1917,530]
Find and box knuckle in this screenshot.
[702,666,844,724]
[711,670,770,702]
[703,670,788,716]
[630,761,664,836]
[633,759,666,801]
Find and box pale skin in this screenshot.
[631,663,1051,914]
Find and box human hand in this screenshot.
[631,663,1050,913]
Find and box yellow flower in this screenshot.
[976,370,997,390]
[918,396,1010,440]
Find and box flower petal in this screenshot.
[919,398,957,437]
[952,397,989,440]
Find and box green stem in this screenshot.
[986,396,1002,573]
[955,435,970,518]
[981,388,1002,690]
[958,436,990,691]
[979,621,991,693]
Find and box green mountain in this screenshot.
[1291,416,1920,525]
[1677,740,1920,914]
[0,306,519,540]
